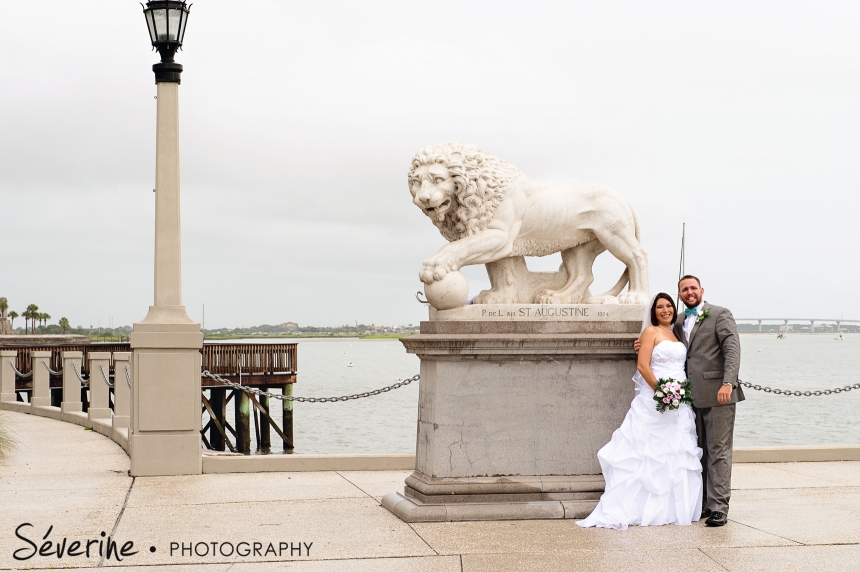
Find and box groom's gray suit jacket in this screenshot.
[673,302,745,409]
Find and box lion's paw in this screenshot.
[472,290,489,305]
[419,262,452,284]
[537,290,581,304]
[473,289,512,304]
[618,291,650,305]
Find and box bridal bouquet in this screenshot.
[654,378,694,413]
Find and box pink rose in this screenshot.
[663,397,670,403]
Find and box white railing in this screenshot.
[0,350,132,452]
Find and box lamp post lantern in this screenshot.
[142,1,190,83]
[129,0,203,477]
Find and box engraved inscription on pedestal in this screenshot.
[430,303,644,322]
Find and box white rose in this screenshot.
[679,389,685,395]
[672,399,680,406]
[656,391,664,398]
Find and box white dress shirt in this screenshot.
[683,302,705,342]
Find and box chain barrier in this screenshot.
[740,380,860,397]
[18,355,860,400]
[41,359,63,376]
[7,359,32,379]
[98,363,113,388]
[71,361,89,386]
[201,370,418,403]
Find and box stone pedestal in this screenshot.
[61,351,83,413]
[129,309,203,477]
[0,350,17,403]
[382,304,641,522]
[112,352,131,429]
[88,352,112,421]
[30,350,53,408]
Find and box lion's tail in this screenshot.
[596,268,629,298]
[595,205,638,299]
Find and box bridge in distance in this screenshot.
[736,318,860,332]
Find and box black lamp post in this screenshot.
[142,1,191,83]
[131,0,202,477]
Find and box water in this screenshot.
[214,334,859,454]
[210,338,419,455]
[736,334,860,447]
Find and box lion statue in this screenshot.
[409,142,649,305]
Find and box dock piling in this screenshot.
[235,389,251,454]
[208,388,227,451]
[282,382,294,450]
[259,388,271,452]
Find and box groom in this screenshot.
[636,275,744,527]
[676,275,744,526]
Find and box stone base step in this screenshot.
[382,491,597,523]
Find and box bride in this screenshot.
[577,292,703,530]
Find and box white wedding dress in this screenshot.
[577,341,703,530]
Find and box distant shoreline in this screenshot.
[201,333,411,340]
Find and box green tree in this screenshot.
[25,304,39,335]
[8,311,18,330]
[40,313,51,333]
[0,298,7,315]
[59,317,70,334]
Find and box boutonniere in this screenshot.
[696,309,711,323]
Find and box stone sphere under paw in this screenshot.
[425,271,469,310]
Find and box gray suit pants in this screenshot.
[695,403,736,514]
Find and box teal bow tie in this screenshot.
[685,308,698,317]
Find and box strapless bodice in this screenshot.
[650,341,687,368]
[634,341,687,394]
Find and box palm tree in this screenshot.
[0,298,7,315]
[40,313,51,333]
[59,317,70,334]
[8,311,18,330]
[25,304,39,335]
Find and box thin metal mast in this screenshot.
[676,222,685,307]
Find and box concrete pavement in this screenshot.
[2,411,859,571]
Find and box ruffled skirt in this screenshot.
[576,390,703,530]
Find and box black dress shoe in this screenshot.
[700,507,712,520]
[705,511,728,527]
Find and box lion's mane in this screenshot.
[409,142,523,242]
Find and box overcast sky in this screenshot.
[1,0,858,329]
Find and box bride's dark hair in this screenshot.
[650,293,677,326]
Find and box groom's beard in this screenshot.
[682,297,702,309]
